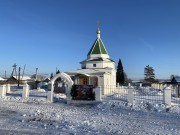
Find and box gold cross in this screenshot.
[97,21,100,28]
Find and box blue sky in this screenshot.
[0,0,180,79]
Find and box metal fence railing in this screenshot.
[133,87,164,104]
[101,85,128,101]
[100,85,180,105]
[171,86,180,105]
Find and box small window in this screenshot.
[93,64,96,67]
[83,78,88,84]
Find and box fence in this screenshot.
[171,86,180,104]
[134,87,164,104]
[101,85,128,101]
[10,84,23,91]
[101,85,180,106]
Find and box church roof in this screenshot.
[66,68,113,76]
[83,57,114,62]
[87,29,108,55]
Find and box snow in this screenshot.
[0,89,180,134]
[0,77,5,81]
[13,76,31,81]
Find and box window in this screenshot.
[93,64,96,67]
[83,78,88,84]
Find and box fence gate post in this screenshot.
[177,85,180,98]
[0,85,6,97]
[22,84,29,99]
[128,86,134,105]
[163,87,171,107]
[175,85,179,98]
[47,83,54,102]
[6,84,11,94]
[95,86,101,101]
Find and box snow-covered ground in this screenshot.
[0,89,180,135]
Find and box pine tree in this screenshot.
[56,70,60,74]
[50,73,53,79]
[144,65,155,83]
[116,59,125,85]
[55,70,61,82]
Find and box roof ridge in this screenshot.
[99,38,108,54]
[98,38,102,54]
[91,39,98,54]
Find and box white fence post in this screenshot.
[176,85,180,98]
[66,86,72,104]
[0,85,6,97]
[47,91,54,102]
[163,87,171,107]
[95,86,101,101]
[128,86,134,105]
[6,84,11,94]
[47,83,54,102]
[175,86,178,98]
[22,84,29,99]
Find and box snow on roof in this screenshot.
[13,76,31,81]
[0,77,5,81]
[65,68,112,76]
[81,57,114,64]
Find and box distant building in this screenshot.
[0,77,5,81]
[6,76,32,84]
[171,76,178,84]
[66,28,116,87]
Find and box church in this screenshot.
[66,27,116,87]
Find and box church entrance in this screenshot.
[79,77,89,85]
[73,74,98,88]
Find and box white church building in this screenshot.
[66,28,116,87]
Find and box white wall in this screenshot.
[86,62,103,69]
[85,61,115,69]
[88,54,109,59]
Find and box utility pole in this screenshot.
[21,64,26,80]
[11,63,17,78]
[18,67,21,88]
[35,68,38,89]
[5,70,6,79]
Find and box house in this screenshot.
[0,77,5,81]
[66,28,116,87]
[6,76,32,84]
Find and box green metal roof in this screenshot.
[89,58,104,61]
[87,38,108,55]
